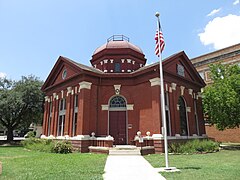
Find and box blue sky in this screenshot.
[0,0,240,80]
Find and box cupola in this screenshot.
[90,35,146,73]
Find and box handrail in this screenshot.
[107,35,129,42]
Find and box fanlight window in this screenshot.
[110,96,126,108]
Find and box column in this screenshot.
[77,81,92,135]
[42,96,49,135]
[149,78,161,134]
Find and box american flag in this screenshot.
[155,26,165,56]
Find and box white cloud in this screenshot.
[233,0,239,5]
[207,8,221,17]
[0,72,7,78]
[199,14,240,49]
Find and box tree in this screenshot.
[0,75,44,142]
[203,63,240,130]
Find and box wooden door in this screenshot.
[109,111,127,145]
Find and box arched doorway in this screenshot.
[109,96,127,145]
[178,96,189,136]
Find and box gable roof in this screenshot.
[41,56,103,91]
[42,51,205,92]
[133,51,205,87]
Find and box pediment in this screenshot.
[163,51,205,86]
[42,56,82,91]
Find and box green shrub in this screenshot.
[21,138,54,153]
[168,139,219,154]
[22,138,73,154]
[52,140,73,154]
[25,131,36,138]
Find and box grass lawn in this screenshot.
[145,150,240,180]
[0,146,107,180]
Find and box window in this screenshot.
[59,98,66,111]
[48,102,52,136]
[58,115,65,136]
[72,113,78,136]
[58,98,66,136]
[72,95,78,136]
[74,95,78,107]
[110,96,126,108]
[165,92,171,136]
[114,63,121,72]
[194,99,200,135]
[62,69,67,79]
[178,96,188,136]
[205,71,211,81]
[177,64,185,77]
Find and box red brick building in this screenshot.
[41,35,206,153]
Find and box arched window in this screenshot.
[109,96,126,108]
[178,96,188,136]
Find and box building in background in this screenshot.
[191,43,240,143]
[41,35,206,153]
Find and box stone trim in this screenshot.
[101,104,133,111]
[53,93,59,100]
[149,77,160,86]
[45,96,50,102]
[101,105,109,110]
[41,135,114,141]
[171,83,177,90]
[152,134,207,140]
[127,59,132,63]
[67,87,73,96]
[61,90,64,99]
[114,84,121,95]
[127,104,134,110]
[180,86,185,96]
[165,84,168,91]
[186,107,191,112]
[74,86,78,94]
[79,81,92,92]
[188,89,193,96]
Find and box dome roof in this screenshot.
[93,40,143,55]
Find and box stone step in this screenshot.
[109,149,141,155]
[109,146,141,155]
[114,145,139,150]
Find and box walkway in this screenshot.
[103,155,166,180]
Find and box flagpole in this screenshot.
[155,12,169,169]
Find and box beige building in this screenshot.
[191,43,240,85]
[191,43,240,143]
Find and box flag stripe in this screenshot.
[155,29,165,56]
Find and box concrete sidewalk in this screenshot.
[103,155,166,180]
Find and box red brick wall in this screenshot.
[206,125,240,143]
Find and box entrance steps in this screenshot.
[109,145,141,155]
